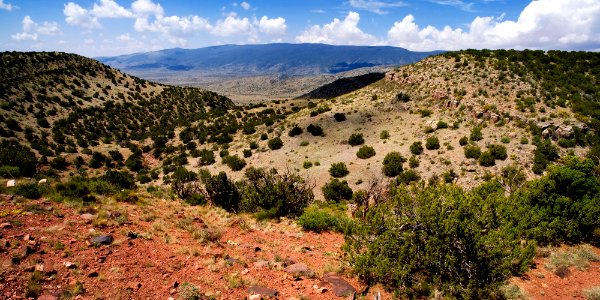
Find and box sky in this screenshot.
[0,0,599,57]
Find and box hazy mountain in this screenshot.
[97,43,440,77]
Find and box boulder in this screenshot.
[90,234,114,246]
[554,125,574,139]
[285,263,314,278]
[248,286,278,298]
[322,273,357,297]
[6,180,15,187]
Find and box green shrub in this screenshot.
[459,136,469,146]
[356,146,376,159]
[520,137,529,144]
[15,183,41,199]
[436,120,448,129]
[501,137,510,144]
[409,156,419,168]
[223,155,246,171]
[442,169,457,183]
[260,133,268,140]
[380,130,390,139]
[329,162,349,178]
[243,149,252,158]
[464,145,482,159]
[307,124,324,136]
[0,165,20,177]
[488,144,508,160]
[198,149,215,166]
[425,136,440,150]
[239,167,314,219]
[470,126,484,141]
[322,179,353,202]
[249,141,259,149]
[297,203,349,233]
[478,151,496,167]
[219,149,229,158]
[101,170,135,189]
[558,138,577,148]
[334,113,347,122]
[383,152,405,177]
[418,109,432,117]
[409,141,423,155]
[397,170,420,185]
[0,140,37,177]
[288,126,303,137]
[303,161,313,169]
[533,139,559,174]
[268,137,283,150]
[50,156,69,171]
[202,171,240,213]
[348,133,364,146]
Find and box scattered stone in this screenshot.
[0,223,12,229]
[38,179,47,184]
[6,180,15,187]
[80,213,96,223]
[37,295,58,300]
[88,270,99,277]
[253,260,269,268]
[554,125,574,140]
[323,273,357,297]
[285,263,314,278]
[23,245,37,256]
[248,286,278,298]
[35,263,44,272]
[90,234,114,246]
[126,231,140,239]
[128,282,142,290]
[64,262,77,269]
[225,257,239,265]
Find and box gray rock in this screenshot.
[323,273,357,297]
[248,285,278,298]
[554,125,574,139]
[285,263,314,278]
[90,234,114,246]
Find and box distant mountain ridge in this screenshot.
[97,43,441,77]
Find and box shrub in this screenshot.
[249,141,259,149]
[436,120,449,129]
[409,142,423,155]
[520,137,529,144]
[303,161,313,169]
[409,156,419,168]
[442,169,458,183]
[15,183,41,199]
[397,170,420,185]
[0,165,20,177]
[383,152,405,177]
[223,155,246,171]
[50,156,69,171]
[297,204,349,233]
[470,126,484,141]
[0,140,37,177]
[501,137,511,144]
[260,133,268,140]
[348,133,364,146]
[334,113,347,122]
[197,149,215,166]
[101,170,135,189]
[418,109,432,117]
[488,144,508,160]
[322,179,353,202]
[307,124,324,136]
[380,130,390,139]
[464,145,482,159]
[459,136,469,146]
[356,146,376,159]
[125,154,143,172]
[239,167,314,219]
[219,149,229,158]
[478,151,496,167]
[533,139,559,174]
[558,138,577,148]
[288,126,303,137]
[243,149,252,158]
[202,171,240,213]
[268,137,283,150]
[329,162,349,178]
[425,136,440,150]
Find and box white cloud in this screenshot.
[349,0,406,15]
[131,0,164,17]
[0,0,13,11]
[240,1,251,10]
[211,14,254,37]
[64,2,101,28]
[92,0,133,18]
[11,16,61,41]
[387,0,600,51]
[296,11,378,45]
[429,0,474,12]
[134,15,212,45]
[258,16,287,36]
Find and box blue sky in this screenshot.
[0,0,598,57]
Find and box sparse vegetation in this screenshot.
[356,145,376,159]
[329,162,349,178]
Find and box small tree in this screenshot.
[425,136,440,150]
[470,126,483,141]
[307,124,324,136]
[409,142,423,155]
[288,126,303,137]
[322,179,353,202]
[464,145,482,159]
[198,149,215,166]
[383,152,405,177]
[357,146,376,159]
[348,133,365,146]
[479,151,496,167]
[329,162,349,178]
[334,113,347,122]
[268,137,283,150]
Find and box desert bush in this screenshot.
[380,130,390,139]
[0,166,20,177]
[501,137,511,144]
[297,203,349,233]
[239,167,314,219]
[243,149,252,158]
[197,149,215,166]
[322,179,353,202]
[396,170,420,185]
[348,133,364,146]
[101,170,135,189]
[303,161,313,169]
[479,151,496,166]
[329,162,349,178]
[202,171,240,213]
[409,156,419,168]
[50,156,69,171]
[382,152,405,177]
[223,155,246,171]
[470,126,484,141]
[558,138,577,148]
[409,141,423,155]
[307,124,324,136]
[425,136,440,150]
[459,136,469,146]
[0,140,37,177]
[268,137,283,150]
[464,145,482,159]
[288,126,303,137]
[437,120,448,129]
[533,139,559,174]
[356,145,376,159]
[334,113,347,122]
[488,144,508,160]
[15,183,41,199]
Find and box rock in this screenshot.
[285,263,314,278]
[64,262,77,269]
[323,273,357,297]
[80,213,96,223]
[6,180,15,187]
[0,223,12,229]
[554,125,574,139]
[248,286,278,298]
[90,234,114,246]
[88,270,99,277]
[37,295,58,300]
[38,179,47,184]
[253,260,269,268]
[128,282,142,290]
[542,128,553,139]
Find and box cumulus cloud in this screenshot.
[11,16,61,41]
[131,0,163,17]
[134,15,212,45]
[387,0,600,51]
[240,1,251,10]
[296,11,378,45]
[211,13,254,37]
[0,0,13,11]
[428,0,474,12]
[64,2,101,28]
[349,0,406,15]
[92,0,133,18]
[258,16,287,36]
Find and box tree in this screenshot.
[356,146,376,159]
[288,126,303,137]
[382,152,405,177]
[348,133,365,146]
[470,126,483,141]
[329,162,349,178]
[202,171,240,213]
[0,140,38,177]
[410,141,423,155]
[322,179,353,202]
[307,124,324,136]
[268,137,283,150]
[425,136,440,150]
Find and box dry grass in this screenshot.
[545,244,600,272]
[583,286,600,300]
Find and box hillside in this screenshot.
[1,50,600,299]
